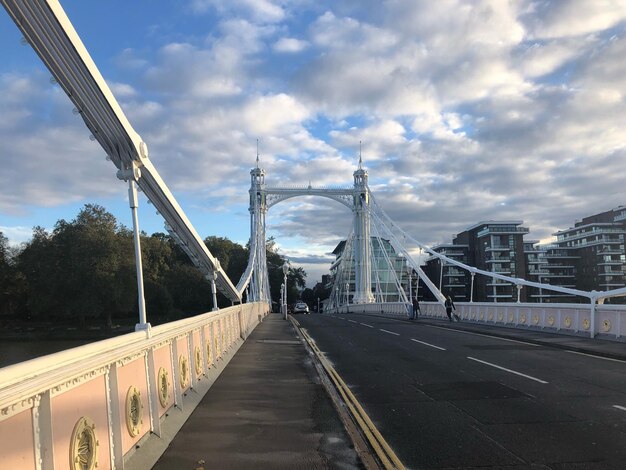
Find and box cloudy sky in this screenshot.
[1,0,626,285]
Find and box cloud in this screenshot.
[273,37,308,53]
[2,0,626,285]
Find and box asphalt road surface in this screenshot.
[296,312,626,469]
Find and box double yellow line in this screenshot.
[291,317,405,470]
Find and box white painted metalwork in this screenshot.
[0,303,269,469]
[1,0,241,303]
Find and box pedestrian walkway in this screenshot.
[412,315,626,361]
[151,313,361,469]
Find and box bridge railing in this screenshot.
[325,302,411,316]
[419,301,625,339]
[0,302,269,470]
[328,301,624,340]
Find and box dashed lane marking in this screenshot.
[410,338,446,351]
[360,323,374,328]
[613,405,626,412]
[467,356,548,384]
[379,329,400,336]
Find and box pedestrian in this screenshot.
[444,295,456,322]
[412,297,420,319]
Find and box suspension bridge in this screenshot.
[2,1,626,469]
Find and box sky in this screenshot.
[1,0,626,286]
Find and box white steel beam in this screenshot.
[1,0,241,302]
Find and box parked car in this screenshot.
[293,302,310,314]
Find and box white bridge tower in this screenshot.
[248,157,374,304]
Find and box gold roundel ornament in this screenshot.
[179,355,190,388]
[564,316,572,328]
[498,313,504,322]
[125,386,143,437]
[582,318,590,330]
[532,314,539,325]
[158,367,170,408]
[70,416,98,470]
[547,315,555,326]
[520,313,527,324]
[603,319,612,332]
[195,346,203,376]
[479,313,484,321]
[508,313,514,323]
[488,313,494,321]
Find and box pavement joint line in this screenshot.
[410,338,446,351]
[613,405,626,412]
[566,350,626,363]
[360,323,374,328]
[467,356,549,384]
[423,324,540,346]
[292,320,405,470]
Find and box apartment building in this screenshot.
[424,221,529,302]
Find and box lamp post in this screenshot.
[317,297,320,314]
[406,262,412,302]
[282,262,289,320]
[280,283,285,318]
[346,283,350,306]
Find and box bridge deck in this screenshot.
[141,313,361,469]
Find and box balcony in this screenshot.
[477,226,529,237]
[486,258,511,263]
[485,245,510,251]
[556,227,625,243]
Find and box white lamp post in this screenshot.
[280,283,285,318]
[282,263,289,320]
[406,262,412,302]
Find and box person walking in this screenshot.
[412,297,421,319]
[444,295,456,322]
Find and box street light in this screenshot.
[346,283,350,306]
[317,297,320,314]
[282,262,289,320]
[406,262,412,302]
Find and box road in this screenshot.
[296,312,626,469]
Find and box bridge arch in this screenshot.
[246,162,375,305]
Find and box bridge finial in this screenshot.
[256,139,260,168]
[358,141,363,169]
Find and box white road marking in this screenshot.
[566,350,626,363]
[410,338,446,351]
[424,324,539,346]
[613,405,626,412]
[467,356,548,384]
[360,323,374,328]
[348,319,357,324]
[380,329,400,336]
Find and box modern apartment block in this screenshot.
[421,243,469,301]
[424,221,530,302]
[329,237,409,303]
[547,206,626,299]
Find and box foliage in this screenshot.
[1,204,310,329]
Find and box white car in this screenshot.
[294,302,310,314]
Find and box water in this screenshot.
[0,339,95,368]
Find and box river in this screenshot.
[0,339,97,368]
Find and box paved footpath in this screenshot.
[152,313,361,470]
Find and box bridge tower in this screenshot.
[249,157,270,302]
[352,158,375,303]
